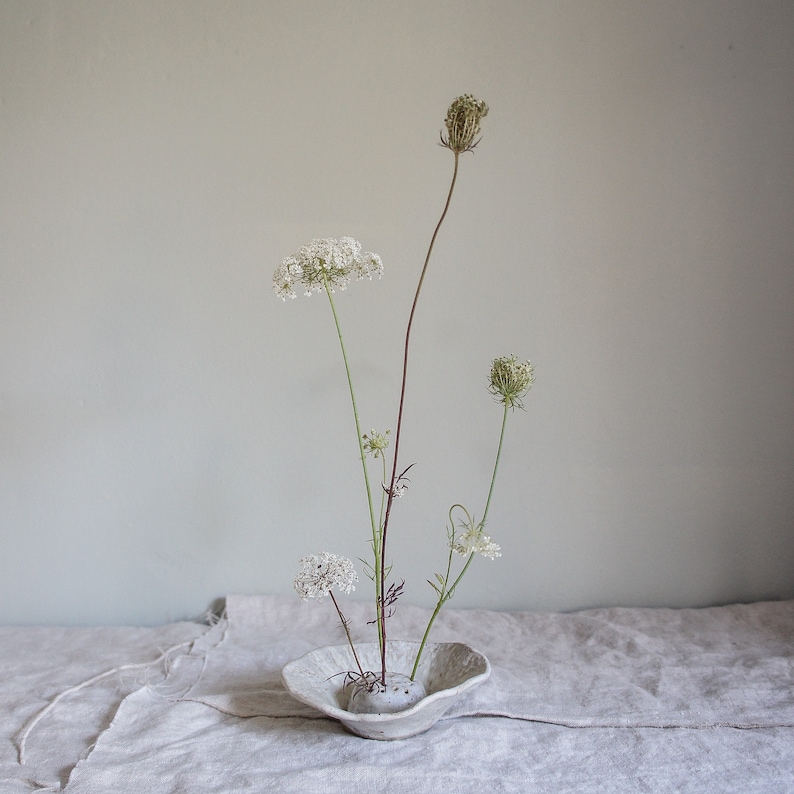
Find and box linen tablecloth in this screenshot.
[3,595,793,792]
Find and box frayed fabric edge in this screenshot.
[15,613,225,774]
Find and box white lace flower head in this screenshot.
[452,526,501,560]
[273,237,383,300]
[293,552,358,600]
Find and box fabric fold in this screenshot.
[180,595,794,729]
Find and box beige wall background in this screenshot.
[2,1,793,625]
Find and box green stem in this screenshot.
[481,403,510,526]
[322,275,384,650]
[410,506,474,680]
[410,403,511,678]
[410,522,456,680]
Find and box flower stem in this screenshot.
[410,526,456,680]
[413,544,475,676]
[330,591,365,678]
[322,274,384,650]
[410,403,511,678]
[482,402,510,526]
[410,506,476,680]
[379,151,461,684]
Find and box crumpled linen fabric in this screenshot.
[3,596,793,792]
[64,694,794,793]
[179,594,794,728]
[0,622,208,793]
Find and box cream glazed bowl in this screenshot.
[281,640,491,740]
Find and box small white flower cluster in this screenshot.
[273,237,383,300]
[452,526,501,560]
[362,429,390,459]
[293,552,358,600]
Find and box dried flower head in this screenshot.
[293,552,358,600]
[488,355,534,410]
[383,463,414,499]
[440,94,489,153]
[452,525,501,560]
[273,237,383,300]
[362,429,390,459]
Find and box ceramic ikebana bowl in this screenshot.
[281,640,490,740]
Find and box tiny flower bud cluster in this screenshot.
[362,429,390,459]
[293,552,358,600]
[488,355,535,410]
[273,237,383,300]
[452,526,501,560]
[441,94,489,153]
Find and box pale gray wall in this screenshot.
[1,1,792,625]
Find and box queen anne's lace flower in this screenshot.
[441,94,489,153]
[362,429,390,459]
[273,237,383,300]
[488,355,534,410]
[293,552,358,600]
[452,526,501,560]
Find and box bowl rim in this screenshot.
[281,640,491,724]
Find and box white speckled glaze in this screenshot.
[281,641,490,740]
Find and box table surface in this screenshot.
[2,595,793,793]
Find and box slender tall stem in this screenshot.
[481,403,510,526]
[322,275,384,649]
[377,152,461,684]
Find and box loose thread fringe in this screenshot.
[178,613,229,702]
[16,638,196,766]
